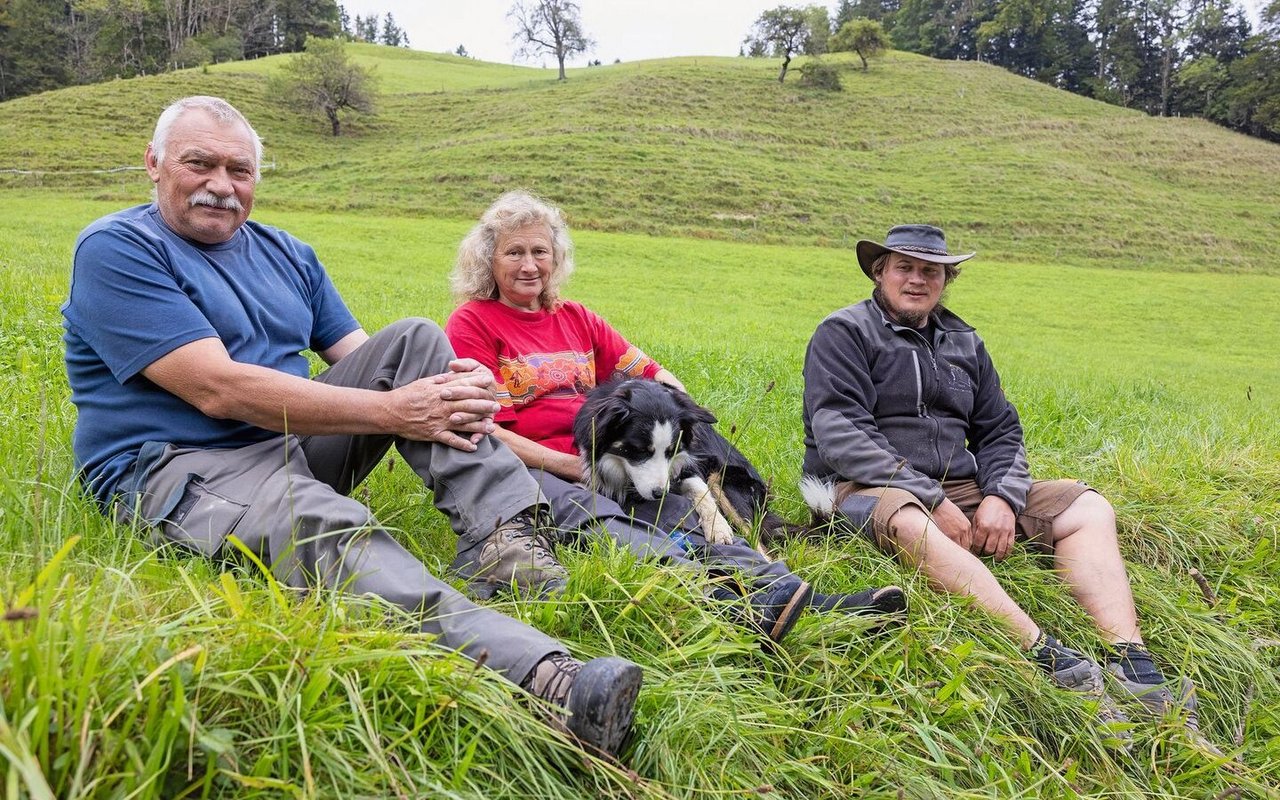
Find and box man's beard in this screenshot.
[872,286,934,329]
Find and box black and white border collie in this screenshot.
[572,379,739,544]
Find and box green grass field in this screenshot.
[2,44,1279,799]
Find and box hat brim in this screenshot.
[855,240,976,280]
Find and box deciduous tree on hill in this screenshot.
[508,0,592,81]
[744,5,821,83]
[831,18,890,70]
[272,36,378,136]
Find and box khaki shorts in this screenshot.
[835,478,1092,555]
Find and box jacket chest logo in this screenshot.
[940,360,970,391]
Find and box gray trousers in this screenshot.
[531,472,795,591]
[117,319,561,685]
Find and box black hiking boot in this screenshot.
[749,578,813,645]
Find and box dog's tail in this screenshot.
[798,476,838,519]
[754,477,838,550]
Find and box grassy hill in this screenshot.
[1,44,1278,799]
[1,44,1278,273]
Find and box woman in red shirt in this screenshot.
[445,190,905,647]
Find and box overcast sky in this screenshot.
[338,1,796,66]
[338,0,1269,67]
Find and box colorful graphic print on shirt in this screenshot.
[496,345,656,408]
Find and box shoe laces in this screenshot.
[1034,633,1088,675]
[523,652,581,707]
[495,512,556,559]
[1109,642,1166,686]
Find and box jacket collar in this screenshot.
[869,296,974,335]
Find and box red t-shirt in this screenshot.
[445,299,662,455]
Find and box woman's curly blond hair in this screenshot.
[451,190,576,309]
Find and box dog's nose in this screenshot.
[631,480,663,501]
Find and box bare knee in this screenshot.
[884,504,932,561]
[1052,490,1117,544]
[887,503,930,534]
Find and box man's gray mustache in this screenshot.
[188,191,243,211]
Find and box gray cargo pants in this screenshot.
[115,319,562,685]
[528,472,795,590]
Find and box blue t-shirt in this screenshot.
[62,204,360,507]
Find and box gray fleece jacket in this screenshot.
[802,297,1031,512]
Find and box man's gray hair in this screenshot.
[451,190,575,309]
[151,96,264,178]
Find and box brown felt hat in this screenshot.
[855,224,975,280]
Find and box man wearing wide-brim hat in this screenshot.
[799,223,1212,744]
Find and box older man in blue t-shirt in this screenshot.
[61,95,640,758]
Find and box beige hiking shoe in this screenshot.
[450,510,568,599]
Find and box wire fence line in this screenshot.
[0,166,144,176]
[0,163,277,176]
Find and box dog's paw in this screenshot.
[704,514,737,545]
[682,476,738,545]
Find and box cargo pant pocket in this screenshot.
[151,475,250,557]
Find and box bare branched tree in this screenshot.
[508,0,593,81]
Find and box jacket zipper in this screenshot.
[908,329,942,475]
[911,351,925,417]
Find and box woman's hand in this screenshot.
[654,368,687,394]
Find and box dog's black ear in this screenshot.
[594,400,630,438]
[574,400,628,458]
[575,382,631,454]
[678,422,700,452]
[672,389,717,425]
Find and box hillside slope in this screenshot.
[1,45,1277,273]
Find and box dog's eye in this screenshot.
[611,442,648,458]
[665,445,676,458]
